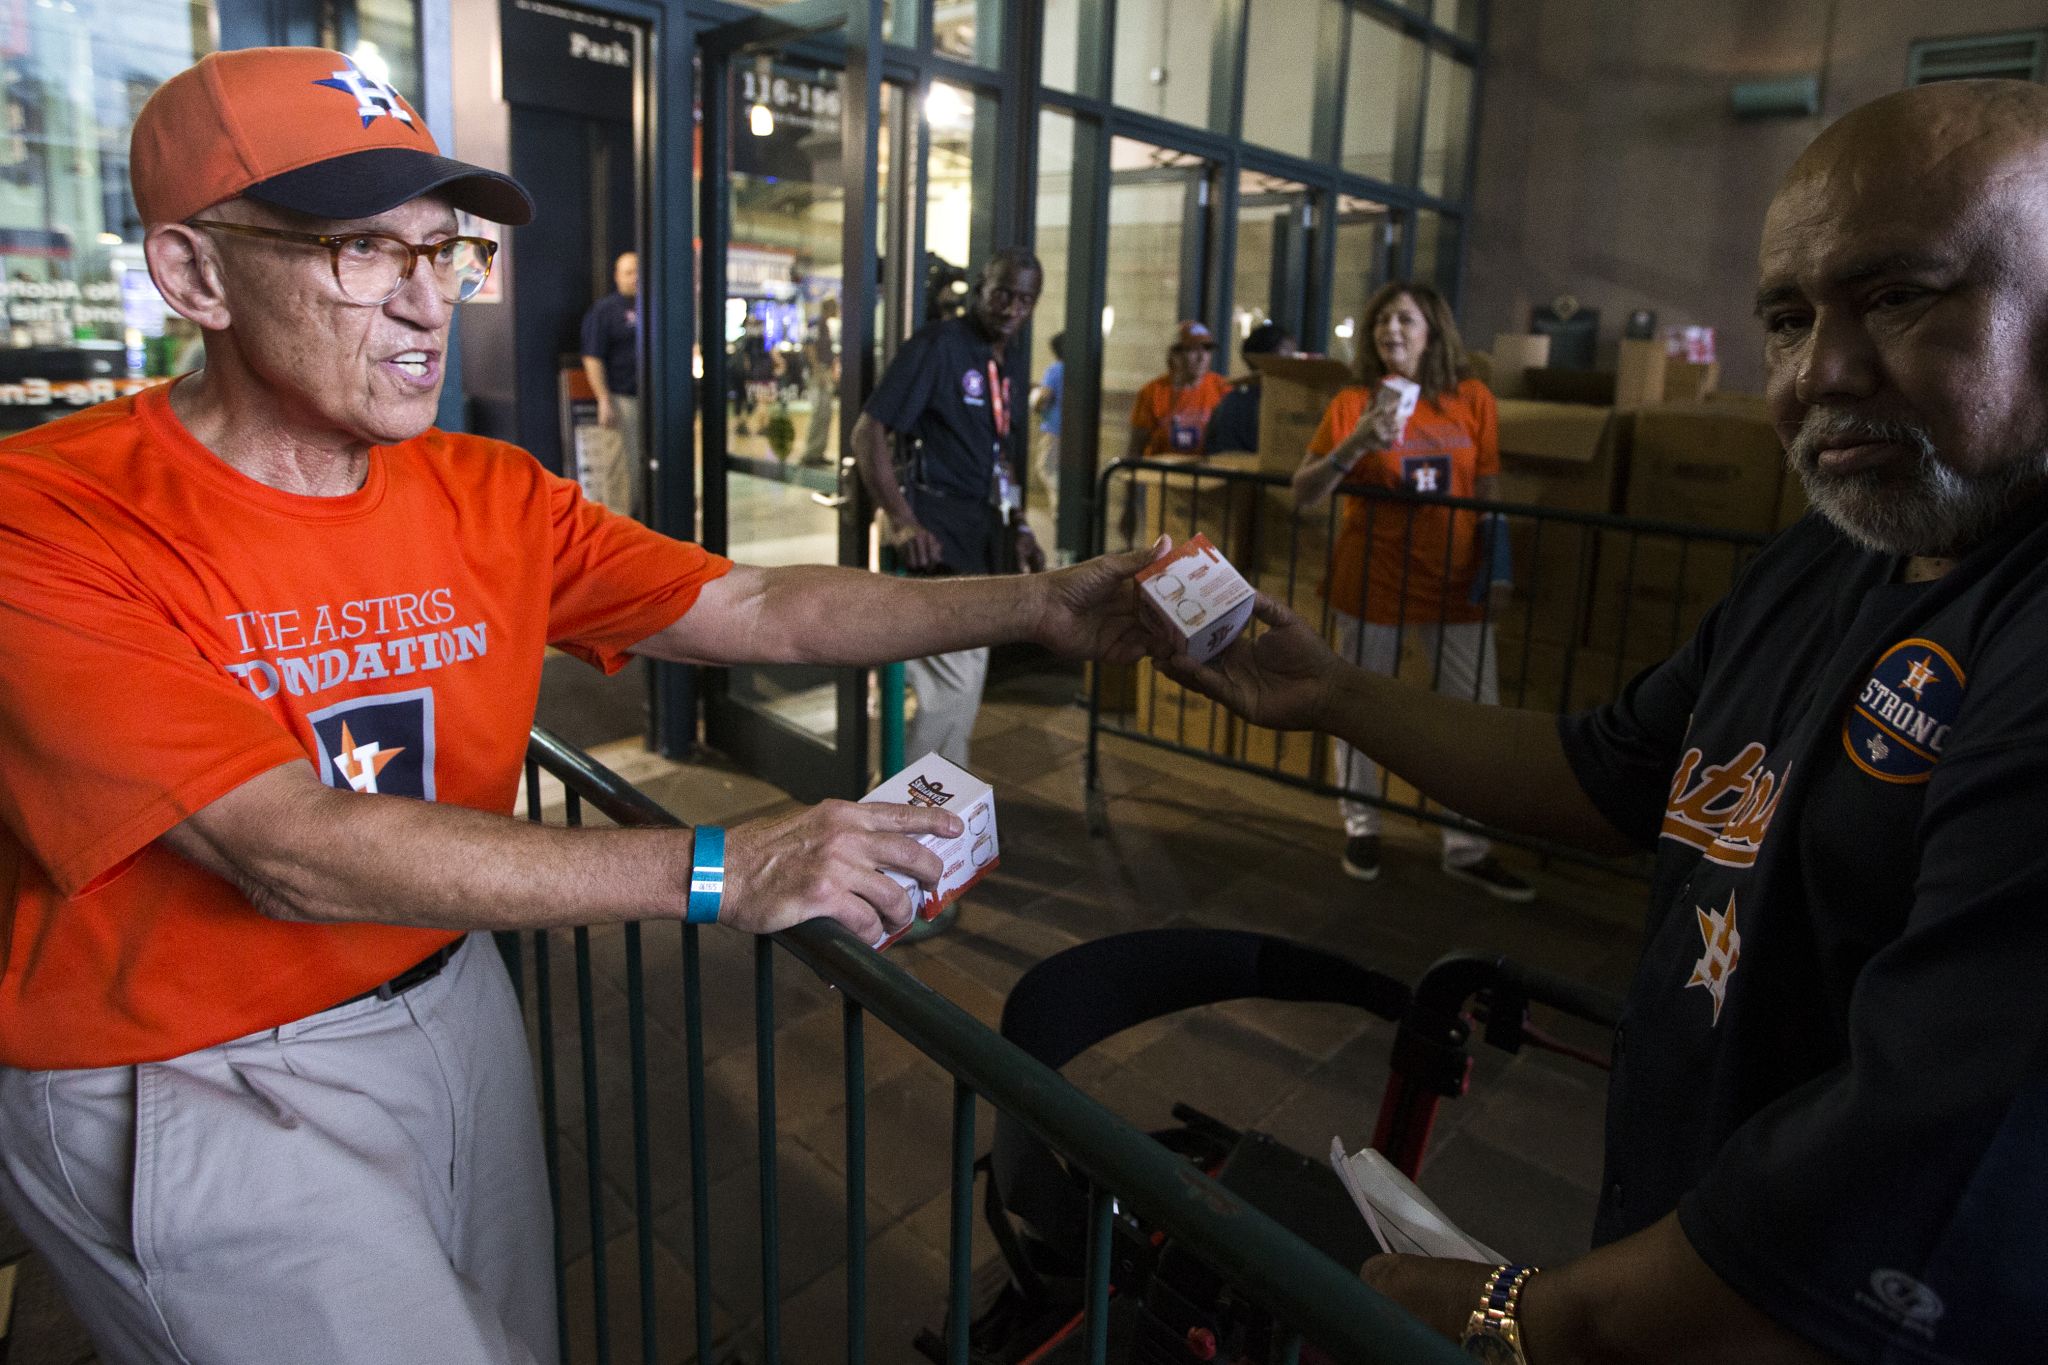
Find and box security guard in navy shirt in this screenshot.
[852,247,1044,767]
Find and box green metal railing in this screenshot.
[511,725,1468,1365]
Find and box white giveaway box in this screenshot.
[1137,533,1256,664]
[859,752,999,947]
[1380,375,1421,442]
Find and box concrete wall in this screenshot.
[1462,0,2046,393]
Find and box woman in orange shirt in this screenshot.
[1126,320,1234,459]
[1292,282,1531,901]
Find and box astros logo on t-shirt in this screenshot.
[309,690,437,799]
[1843,638,1965,784]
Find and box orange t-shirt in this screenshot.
[0,384,731,1068]
[1307,377,1499,625]
[1129,371,1232,456]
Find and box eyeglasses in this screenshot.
[188,220,499,306]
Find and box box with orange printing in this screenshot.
[1138,533,1257,664]
[860,752,998,948]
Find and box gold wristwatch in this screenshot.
[1460,1263,1536,1363]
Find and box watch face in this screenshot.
[1461,1332,1523,1364]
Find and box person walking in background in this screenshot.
[1205,320,1297,456]
[579,250,642,518]
[850,247,1046,769]
[1291,281,1531,902]
[1030,331,1065,526]
[797,295,840,467]
[1126,320,1232,460]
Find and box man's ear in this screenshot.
[144,224,232,332]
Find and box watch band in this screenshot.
[1461,1263,1536,1363]
[686,826,725,925]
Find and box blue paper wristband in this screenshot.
[687,826,725,925]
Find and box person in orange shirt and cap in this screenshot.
[1126,320,1234,460]
[0,47,1162,1365]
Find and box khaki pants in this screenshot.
[1332,612,1498,865]
[0,934,557,1365]
[905,645,990,768]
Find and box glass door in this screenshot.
[698,14,875,801]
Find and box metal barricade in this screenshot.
[1085,457,1770,862]
[508,725,1468,1365]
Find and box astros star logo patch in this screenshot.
[315,60,418,130]
[333,720,404,794]
[1686,891,1741,1025]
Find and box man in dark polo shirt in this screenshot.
[851,247,1044,767]
[579,250,642,517]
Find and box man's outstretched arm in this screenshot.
[631,541,1168,672]
[160,760,957,943]
[1159,594,1631,854]
[1365,1214,1843,1365]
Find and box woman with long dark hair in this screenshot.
[1291,281,1531,901]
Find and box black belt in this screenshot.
[342,941,462,1007]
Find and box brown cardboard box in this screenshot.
[1703,389,1772,421]
[1586,535,1756,655]
[1246,354,1357,476]
[1500,514,1601,645]
[1495,400,1629,514]
[1664,361,1720,403]
[1625,404,1787,533]
[1489,333,1552,399]
[1128,452,1261,564]
[1614,338,1666,409]
[1495,636,1664,715]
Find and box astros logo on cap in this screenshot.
[1843,638,1965,784]
[314,59,418,131]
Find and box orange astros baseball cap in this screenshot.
[130,48,534,227]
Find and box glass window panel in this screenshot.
[934,0,1002,67]
[923,81,976,317]
[1229,170,1311,353]
[1327,196,1397,365]
[1341,11,1423,185]
[1099,136,1211,475]
[1410,208,1460,299]
[0,0,216,437]
[1041,0,1082,93]
[1241,0,1324,158]
[351,0,424,108]
[1444,0,1482,41]
[1031,109,1075,553]
[1420,50,1473,200]
[1113,0,1221,130]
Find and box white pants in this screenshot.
[1332,612,1497,866]
[905,645,990,768]
[0,933,557,1365]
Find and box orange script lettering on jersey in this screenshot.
[1661,742,1784,868]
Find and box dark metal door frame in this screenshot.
[697,0,875,803]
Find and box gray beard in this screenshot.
[1786,409,2048,557]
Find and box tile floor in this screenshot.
[1,667,1647,1365]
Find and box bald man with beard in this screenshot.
[1163,79,2048,1364]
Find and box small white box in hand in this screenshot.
[1380,375,1420,443]
[1137,533,1257,664]
[859,752,999,948]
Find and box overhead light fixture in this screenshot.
[349,40,391,87]
[925,82,971,131]
[750,103,775,137]
[97,232,122,245]
[1334,317,1355,340]
[1100,304,1115,337]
